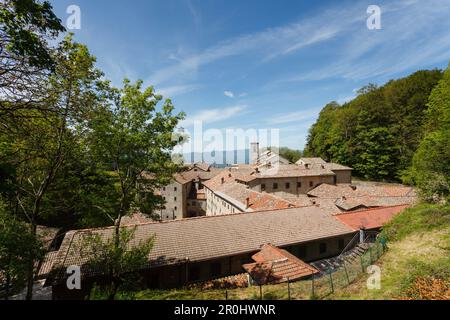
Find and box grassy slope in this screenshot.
[329,203,450,299]
[130,203,450,300]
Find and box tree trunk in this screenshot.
[4,256,11,300]
[107,278,119,300]
[25,222,37,300]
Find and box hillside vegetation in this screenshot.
[305,67,449,203]
[329,203,450,300]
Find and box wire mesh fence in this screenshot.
[137,241,387,300]
[217,241,386,300]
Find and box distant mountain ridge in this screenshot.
[183,149,250,166]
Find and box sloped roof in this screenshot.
[257,150,291,165]
[242,244,319,284]
[255,164,335,178]
[215,182,296,211]
[185,162,211,172]
[295,157,327,165]
[307,184,358,198]
[307,183,417,213]
[335,204,409,230]
[173,167,223,184]
[203,167,256,190]
[322,163,353,171]
[47,206,353,284]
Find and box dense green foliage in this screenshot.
[405,66,450,202]
[381,203,450,241]
[278,147,302,163]
[80,227,154,300]
[305,70,444,184]
[0,1,184,299]
[0,0,65,68]
[0,199,44,298]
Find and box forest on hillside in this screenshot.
[305,68,450,202]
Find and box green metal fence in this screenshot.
[235,240,387,300]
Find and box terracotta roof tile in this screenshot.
[215,182,296,211]
[335,204,409,230]
[47,206,353,284]
[295,157,327,165]
[242,244,319,284]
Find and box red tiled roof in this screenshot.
[215,182,296,211]
[335,204,409,230]
[242,244,319,284]
[47,206,353,284]
[174,167,223,184]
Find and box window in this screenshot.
[210,262,222,278]
[174,186,177,191]
[309,181,314,187]
[285,182,290,189]
[298,246,307,259]
[174,206,177,211]
[297,182,301,188]
[338,239,345,250]
[319,243,327,254]
[261,184,266,191]
[189,266,200,282]
[273,183,278,190]
[174,197,177,201]
[163,187,166,191]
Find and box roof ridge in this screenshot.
[335,204,410,215]
[70,206,315,233]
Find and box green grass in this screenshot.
[380,203,450,241]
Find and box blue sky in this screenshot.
[49,0,450,150]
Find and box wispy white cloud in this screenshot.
[269,109,319,125]
[147,5,363,86]
[156,84,200,98]
[224,90,234,98]
[180,105,247,127]
[277,0,450,83]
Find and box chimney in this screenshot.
[250,141,260,165]
[245,197,250,209]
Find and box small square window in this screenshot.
[261,184,266,191]
[174,197,177,201]
[285,182,290,189]
[297,182,301,188]
[273,183,278,189]
[309,181,314,187]
[174,187,177,191]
